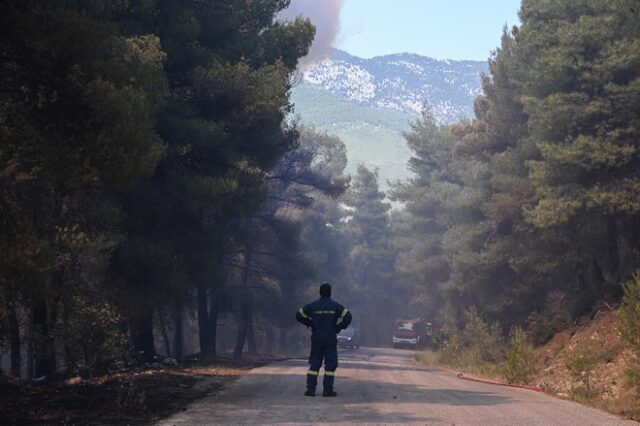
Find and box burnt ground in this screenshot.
[0,358,264,425]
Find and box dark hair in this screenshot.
[319,282,331,297]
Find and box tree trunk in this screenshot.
[279,328,288,352]
[173,301,183,360]
[616,217,634,282]
[208,290,219,356]
[233,299,249,360]
[157,306,171,358]
[8,302,21,377]
[60,300,79,372]
[130,313,155,362]
[265,325,274,355]
[197,285,210,355]
[246,308,257,355]
[233,251,252,360]
[26,321,34,380]
[33,297,56,378]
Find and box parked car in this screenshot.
[338,327,360,349]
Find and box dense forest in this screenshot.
[393,0,640,338]
[1,0,640,383]
[0,0,327,377]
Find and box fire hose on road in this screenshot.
[456,372,546,393]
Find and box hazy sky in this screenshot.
[337,0,521,61]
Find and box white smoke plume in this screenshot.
[279,0,346,67]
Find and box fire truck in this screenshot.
[392,318,432,348]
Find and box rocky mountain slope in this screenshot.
[301,49,487,123]
[291,50,487,188]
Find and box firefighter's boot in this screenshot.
[322,370,336,396]
[306,368,319,397]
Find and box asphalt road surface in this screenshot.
[158,347,637,425]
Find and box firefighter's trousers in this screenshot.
[306,341,338,391]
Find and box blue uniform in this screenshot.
[296,297,352,392]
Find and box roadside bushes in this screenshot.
[420,273,640,398]
[619,272,640,353]
[564,346,600,400]
[525,310,571,346]
[433,307,504,374]
[56,297,128,373]
[524,292,572,346]
[460,308,503,364]
[502,327,536,384]
[430,329,450,351]
[619,272,640,394]
[424,308,541,384]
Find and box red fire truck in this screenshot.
[392,318,432,348]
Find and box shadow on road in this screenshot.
[225,402,443,424]
[336,360,440,373]
[202,373,513,424]
[248,371,515,407]
[159,348,637,426]
[157,348,524,425]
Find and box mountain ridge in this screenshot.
[291,49,487,188]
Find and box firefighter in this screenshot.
[296,282,352,397]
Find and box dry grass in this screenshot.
[414,349,504,381]
[534,309,639,420]
[416,309,640,421]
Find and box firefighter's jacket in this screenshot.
[296,297,352,345]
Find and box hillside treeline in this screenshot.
[2,0,640,381]
[393,0,640,339]
[0,0,364,378]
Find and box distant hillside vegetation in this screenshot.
[291,49,487,188]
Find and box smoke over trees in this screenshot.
[280,0,345,65]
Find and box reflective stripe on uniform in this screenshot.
[313,310,335,315]
[325,371,336,376]
[298,308,309,319]
[307,370,319,375]
[340,308,348,318]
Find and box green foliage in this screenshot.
[3,0,640,383]
[625,367,640,395]
[345,165,404,345]
[0,0,316,371]
[565,346,600,399]
[436,333,463,367]
[525,310,571,346]
[390,111,457,325]
[460,307,504,364]
[519,0,640,252]
[432,307,504,377]
[619,272,640,353]
[58,297,128,370]
[566,347,598,378]
[392,0,640,338]
[430,329,450,351]
[502,327,537,384]
[619,272,640,393]
[106,0,315,359]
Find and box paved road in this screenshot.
[158,347,637,425]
